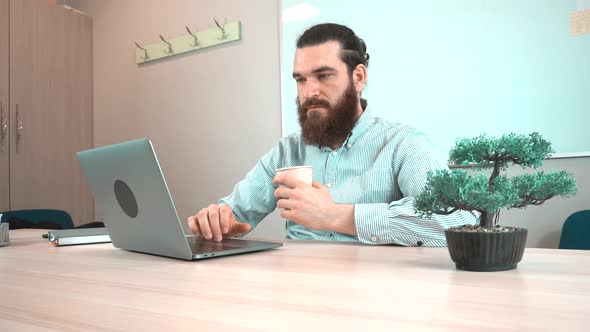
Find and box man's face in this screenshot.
[292,41,364,148]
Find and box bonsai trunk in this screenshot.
[480,157,501,229]
[489,157,501,187]
[480,211,496,229]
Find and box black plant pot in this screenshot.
[445,227,528,272]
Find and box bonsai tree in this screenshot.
[415,132,577,229]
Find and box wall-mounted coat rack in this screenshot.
[134,19,241,64]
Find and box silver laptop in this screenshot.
[76,138,282,260]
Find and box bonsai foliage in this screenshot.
[415,133,577,229]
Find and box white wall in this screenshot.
[281,0,590,157]
[66,0,286,239]
[578,0,590,10]
[468,157,590,248]
[67,0,588,248]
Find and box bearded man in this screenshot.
[188,23,478,246]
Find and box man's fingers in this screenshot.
[187,215,201,237]
[273,186,294,199]
[219,205,232,235]
[207,204,223,241]
[276,198,296,210]
[273,173,305,189]
[197,209,213,240]
[279,209,294,221]
[191,204,247,241]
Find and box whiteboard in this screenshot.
[280,0,590,157]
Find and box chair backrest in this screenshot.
[559,210,590,250]
[0,209,74,229]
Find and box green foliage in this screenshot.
[415,132,578,228]
[450,132,553,169]
[414,170,521,218]
[510,171,578,208]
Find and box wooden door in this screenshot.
[9,0,93,225]
[63,8,94,225]
[0,0,9,213]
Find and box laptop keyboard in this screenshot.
[188,238,242,254]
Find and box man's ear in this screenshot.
[352,64,367,92]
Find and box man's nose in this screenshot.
[303,79,320,99]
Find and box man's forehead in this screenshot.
[293,40,344,71]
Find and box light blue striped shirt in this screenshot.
[220,108,478,246]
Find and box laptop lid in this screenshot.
[77,138,195,260]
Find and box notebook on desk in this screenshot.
[76,138,282,261]
[47,228,111,246]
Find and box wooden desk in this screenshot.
[1,230,589,331]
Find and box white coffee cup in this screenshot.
[275,166,312,186]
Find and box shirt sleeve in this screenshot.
[217,141,286,229]
[353,132,480,246]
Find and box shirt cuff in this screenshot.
[354,203,391,244]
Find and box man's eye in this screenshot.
[318,73,331,80]
[295,78,305,84]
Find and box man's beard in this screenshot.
[297,81,360,148]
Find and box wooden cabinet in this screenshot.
[0,0,93,225]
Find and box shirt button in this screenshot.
[417,241,423,247]
[326,183,333,188]
[370,235,378,242]
[332,151,338,156]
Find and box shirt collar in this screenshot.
[342,107,373,149]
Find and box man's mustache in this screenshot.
[301,97,330,110]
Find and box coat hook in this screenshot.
[134,42,149,60]
[214,17,228,40]
[159,35,173,54]
[186,26,199,47]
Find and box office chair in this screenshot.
[0,209,74,229]
[558,210,590,250]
